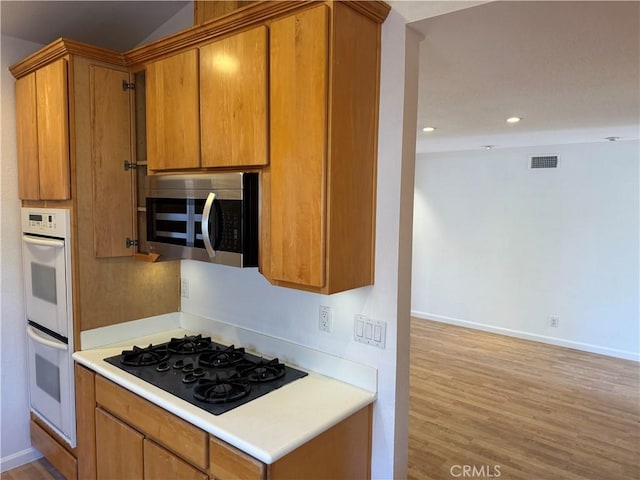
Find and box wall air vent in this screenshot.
[529,154,559,169]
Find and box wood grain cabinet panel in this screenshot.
[75,364,97,480]
[268,5,329,288]
[144,439,208,480]
[209,436,265,480]
[265,3,382,294]
[200,26,268,168]
[146,49,200,171]
[90,65,134,257]
[95,407,144,480]
[15,58,70,200]
[36,58,70,200]
[79,371,373,480]
[95,375,208,470]
[194,0,255,24]
[30,418,78,480]
[15,72,40,200]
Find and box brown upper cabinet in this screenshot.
[12,1,389,296]
[146,49,200,171]
[263,3,383,294]
[16,58,70,200]
[200,25,268,169]
[146,25,268,172]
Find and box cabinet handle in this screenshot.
[201,192,216,259]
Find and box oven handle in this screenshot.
[27,326,68,351]
[201,192,216,258]
[22,235,64,248]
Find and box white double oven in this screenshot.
[21,207,76,447]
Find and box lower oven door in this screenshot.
[27,325,76,447]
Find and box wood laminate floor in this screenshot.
[4,319,638,480]
[1,458,64,480]
[409,318,640,480]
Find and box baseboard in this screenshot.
[0,447,42,473]
[412,310,640,362]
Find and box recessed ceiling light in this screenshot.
[483,145,495,150]
[506,116,521,124]
[422,126,436,132]
[605,136,621,142]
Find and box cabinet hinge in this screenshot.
[124,160,137,171]
[122,81,135,91]
[126,238,139,248]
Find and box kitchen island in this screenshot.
[73,312,376,479]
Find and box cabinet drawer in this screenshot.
[145,439,208,480]
[95,375,208,469]
[210,436,265,480]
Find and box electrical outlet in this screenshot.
[550,315,559,328]
[319,306,333,333]
[181,278,190,298]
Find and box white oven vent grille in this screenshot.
[529,154,559,169]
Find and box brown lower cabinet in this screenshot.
[76,364,372,480]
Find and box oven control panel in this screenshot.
[28,213,57,229]
[21,208,70,239]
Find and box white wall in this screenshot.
[181,11,418,479]
[136,1,193,46]
[0,35,47,471]
[412,141,640,360]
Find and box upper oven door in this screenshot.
[22,234,69,337]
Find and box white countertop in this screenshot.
[73,319,376,464]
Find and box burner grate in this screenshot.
[238,358,286,383]
[167,335,213,354]
[193,374,251,403]
[198,345,246,367]
[120,344,170,366]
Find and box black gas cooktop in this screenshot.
[104,335,308,415]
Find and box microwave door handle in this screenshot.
[23,235,64,248]
[27,326,68,351]
[201,192,216,258]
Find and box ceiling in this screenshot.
[2,1,639,154]
[399,1,640,153]
[0,1,189,51]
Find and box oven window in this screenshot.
[35,354,61,402]
[31,263,57,305]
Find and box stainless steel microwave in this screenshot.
[145,172,258,267]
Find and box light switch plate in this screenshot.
[353,315,386,348]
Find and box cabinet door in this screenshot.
[200,26,268,168]
[95,407,143,480]
[269,5,329,288]
[144,439,208,480]
[36,59,70,199]
[90,65,134,257]
[15,72,40,200]
[146,50,200,170]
